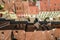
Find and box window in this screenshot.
[19,7,21,10]
[54,9,55,11]
[16,7,18,10]
[54,4,56,6]
[50,9,51,11]
[58,9,60,11]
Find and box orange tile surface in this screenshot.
[40,0,60,11]
[0,30,12,40]
[13,30,25,40]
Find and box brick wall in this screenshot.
[40,0,60,11]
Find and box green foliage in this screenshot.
[33,0,36,2]
[0,5,4,10]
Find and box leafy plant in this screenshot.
[33,0,36,2]
[0,5,4,10]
